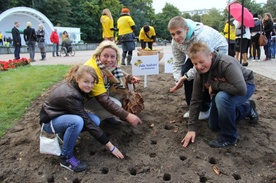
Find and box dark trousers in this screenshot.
[251,33,261,59]
[181,59,211,112]
[14,45,21,59]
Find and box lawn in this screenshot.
[0,65,71,137]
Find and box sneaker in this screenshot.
[183,110,210,120]
[198,110,210,120]
[60,156,87,172]
[104,117,121,125]
[209,139,237,148]
[263,58,270,61]
[183,111,189,118]
[248,100,258,124]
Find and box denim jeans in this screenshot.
[208,83,255,142]
[271,38,276,58]
[52,43,59,56]
[264,38,271,59]
[42,112,100,158]
[181,59,211,111]
[28,41,36,60]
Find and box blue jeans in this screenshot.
[264,38,271,59]
[208,83,255,142]
[43,112,100,158]
[271,38,276,58]
[28,41,36,60]
[52,43,59,56]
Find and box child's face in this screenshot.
[191,52,212,74]
[76,72,95,93]
[168,26,188,44]
[100,48,117,69]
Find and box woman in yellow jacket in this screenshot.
[224,18,236,57]
[117,7,136,65]
[100,8,115,41]
[138,25,156,50]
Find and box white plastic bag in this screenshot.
[39,122,61,156]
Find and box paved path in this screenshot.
[1,45,275,80]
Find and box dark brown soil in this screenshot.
[0,65,275,183]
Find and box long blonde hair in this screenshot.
[65,65,99,84]
[101,8,113,22]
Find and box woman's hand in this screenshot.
[131,76,140,84]
[126,113,142,127]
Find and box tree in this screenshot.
[154,3,181,40]
[191,14,201,22]
[202,8,225,32]
[182,13,191,19]
[36,0,71,26]
[263,0,276,18]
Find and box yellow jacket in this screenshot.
[100,15,114,39]
[117,15,135,36]
[84,57,107,97]
[224,22,236,41]
[138,26,156,42]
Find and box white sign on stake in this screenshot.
[164,54,173,73]
[131,55,159,87]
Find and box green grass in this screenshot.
[0,65,71,137]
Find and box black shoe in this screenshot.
[209,139,237,148]
[121,62,126,65]
[104,117,121,125]
[248,100,258,124]
[60,156,87,172]
[242,62,248,66]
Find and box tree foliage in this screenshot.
[263,0,276,18]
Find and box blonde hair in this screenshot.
[92,40,121,63]
[188,42,211,60]
[26,21,32,28]
[168,16,187,30]
[65,65,99,84]
[38,24,43,30]
[101,8,113,21]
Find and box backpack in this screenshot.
[236,25,246,36]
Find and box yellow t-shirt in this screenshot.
[100,15,114,39]
[138,26,156,42]
[224,23,236,41]
[117,15,135,36]
[84,57,107,97]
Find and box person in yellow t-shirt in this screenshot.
[117,7,136,65]
[100,8,115,41]
[138,25,156,50]
[224,18,236,57]
[84,40,142,127]
[0,31,3,46]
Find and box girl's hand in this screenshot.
[110,146,124,159]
